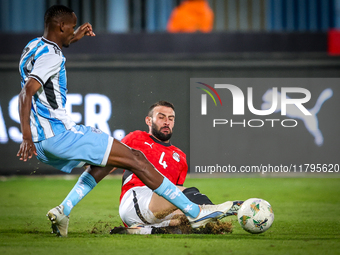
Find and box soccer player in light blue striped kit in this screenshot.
[17,5,234,237]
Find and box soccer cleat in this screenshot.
[187,201,234,228]
[219,200,244,218]
[46,205,69,237]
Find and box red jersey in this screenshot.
[119,131,188,202]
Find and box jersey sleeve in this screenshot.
[121,132,136,147]
[29,52,62,86]
[176,153,188,186]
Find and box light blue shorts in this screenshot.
[35,125,114,173]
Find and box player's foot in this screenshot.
[46,205,69,237]
[187,201,234,228]
[219,200,244,218]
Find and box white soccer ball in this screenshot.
[237,198,274,234]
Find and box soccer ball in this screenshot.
[237,198,274,234]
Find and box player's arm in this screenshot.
[17,78,41,161]
[70,22,96,44]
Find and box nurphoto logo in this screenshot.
[190,78,338,174]
[198,83,312,116]
[192,79,333,146]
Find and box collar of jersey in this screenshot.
[149,135,172,147]
[41,37,62,51]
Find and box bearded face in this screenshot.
[147,105,175,143]
[151,121,172,142]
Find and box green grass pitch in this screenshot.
[0,176,339,255]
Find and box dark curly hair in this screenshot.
[148,101,175,117]
[44,5,74,25]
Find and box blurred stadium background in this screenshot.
[0,0,339,175]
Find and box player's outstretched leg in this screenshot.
[152,177,236,228]
[107,140,235,228]
[46,205,69,237]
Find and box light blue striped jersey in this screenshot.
[19,37,75,142]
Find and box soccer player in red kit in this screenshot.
[118,101,242,230]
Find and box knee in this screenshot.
[129,148,149,168]
[130,148,146,160]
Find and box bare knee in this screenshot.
[107,140,163,189]
[129,148,149,171]
[127,148,163,188]
[107,140,149,170]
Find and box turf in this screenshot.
[0,176,339,255]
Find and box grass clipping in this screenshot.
[156,218,233,235]
[195,220,233,234]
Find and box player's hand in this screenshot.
[71,23,96,43]
[17,139,37,161]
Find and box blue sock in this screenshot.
[60,172,97,216]
[154,177,200,218]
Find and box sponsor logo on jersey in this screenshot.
[173,152,180,162]
[144,142,154,148]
